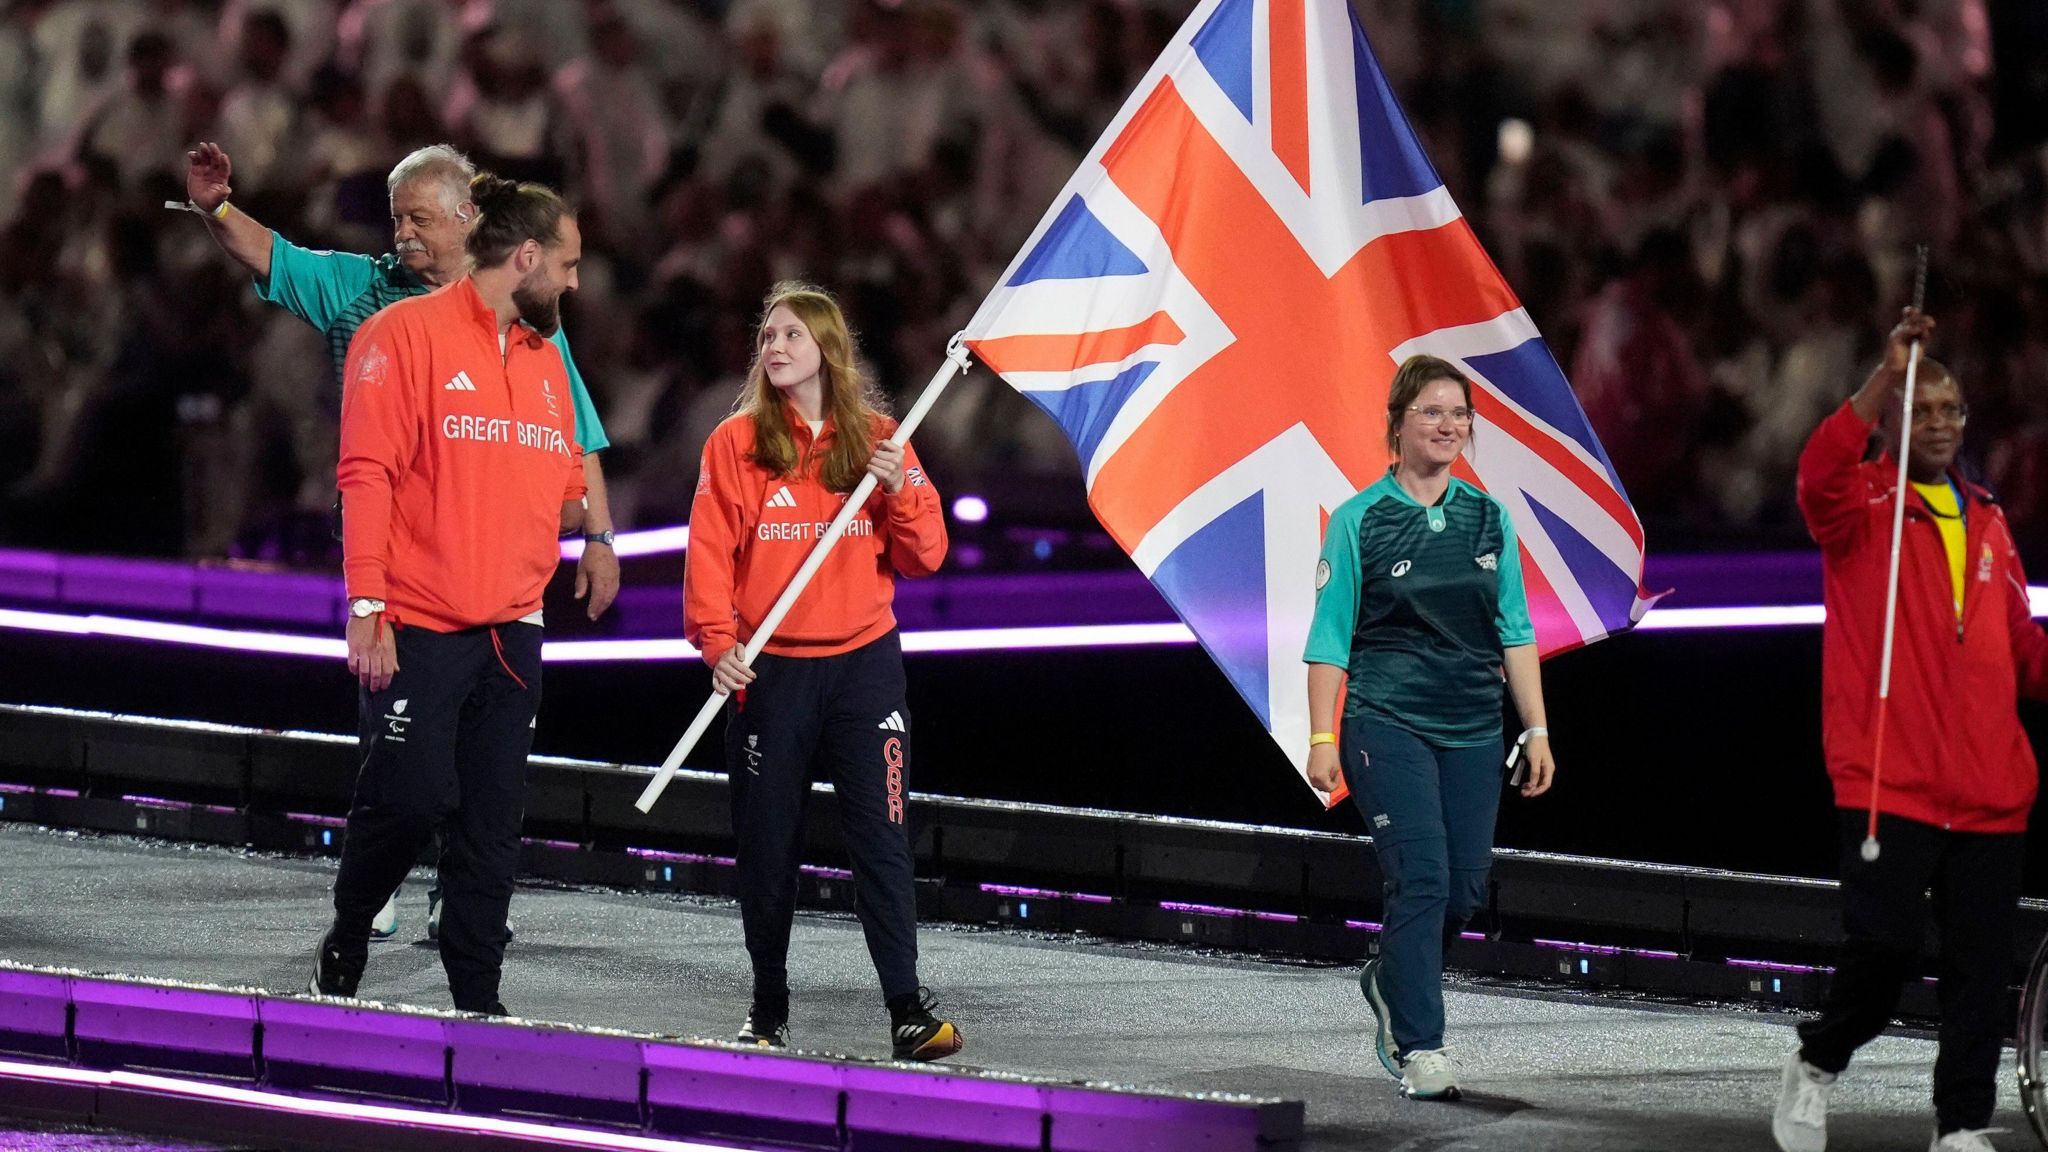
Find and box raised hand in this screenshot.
[185,142,233,213]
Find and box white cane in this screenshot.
[1861,245,1930,864]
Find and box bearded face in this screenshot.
[512,265,562,336]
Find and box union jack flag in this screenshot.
[963,0,1653,782]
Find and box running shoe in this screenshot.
[888,987,963,1062]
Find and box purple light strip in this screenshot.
[558,525,691,560]
[0,608,1197,662]
[15,596,2048,661]
[1727,958,1831,974]
[283,812,348,828]
[1159,901,1248,918]
[980,883,1065,899]
[1344,919,1384,932]
[1532,938,1682,960]
[0,1056,746,1152]
[120,794,239,815]
[799,865,854,880]
[626,848,721,865]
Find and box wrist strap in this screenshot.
[1505,727,1548,775]
[1308,731,1337,747]
[164,200,230,219]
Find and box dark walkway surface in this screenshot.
[0,824,2023,1151]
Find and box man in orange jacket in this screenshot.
[310,174,586,1015]
[1774,307,2048,1152]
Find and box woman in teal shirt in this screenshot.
[1303,354,1556,1102]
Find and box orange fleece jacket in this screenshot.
[685,410,947,665]
[339,278,585,631]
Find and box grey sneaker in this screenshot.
[1772,1050,1833,1152]
[1399,1047,1460,1101]
[1358,958,1399,1079]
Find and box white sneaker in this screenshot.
[1772,1050,1834,1152]
[1398,1047,1460,1101]
[1929,1129,2004,1151]
[369,892,398,941]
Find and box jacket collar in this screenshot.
[783,399,834,445]
[450,275,549,350]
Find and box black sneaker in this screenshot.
[737,1006,790,1048]
[308,926,364,997]
[888,987,963,1062]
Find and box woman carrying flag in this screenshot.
[1304,353,1556,1101]
[684,281,961,1062]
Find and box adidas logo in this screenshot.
[877,711,906,732]
[765,487,798,510]
[444,370,478,392]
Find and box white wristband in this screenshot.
[1505,727,1548,781]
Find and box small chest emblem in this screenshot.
[1979,543,1994,584]
[1391,560,1412,578]
[541,377,560,419]
[1475,553,1498,571]
[1315,559,1331,590]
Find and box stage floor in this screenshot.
[0,824,2022,1152]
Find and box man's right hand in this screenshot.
[346,613,399,692]
[1851,306,1938,423]
[709,647,756,695]
[1883,307,1936,373]
[186,142,233,214]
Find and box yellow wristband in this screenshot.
[212,200,231,219]
[1309,732,1337,747]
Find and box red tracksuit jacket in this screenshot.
[1797,400,2048,833]
[684,409,947,666]
[338,278,586,631]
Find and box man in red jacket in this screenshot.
[311,174,585,1016]
[1774,308,2048,1152]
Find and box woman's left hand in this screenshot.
[1518,734,1554,798]
[869,440,907,493]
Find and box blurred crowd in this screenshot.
[3,0,2048,568]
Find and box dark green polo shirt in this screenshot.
[1304,473,1535,746]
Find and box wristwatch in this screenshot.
[585,530,615,547]
[349,597,387,618]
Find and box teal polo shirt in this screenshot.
[254,234,609,453]
[1305,472,1535,746]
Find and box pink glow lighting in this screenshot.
[0,1056,754,1152]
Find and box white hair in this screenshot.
[386,145,475,214]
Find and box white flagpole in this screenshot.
[634,334,974,813]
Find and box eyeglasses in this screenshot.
[1407,405,1475,426]
[1910,402,1968,426]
